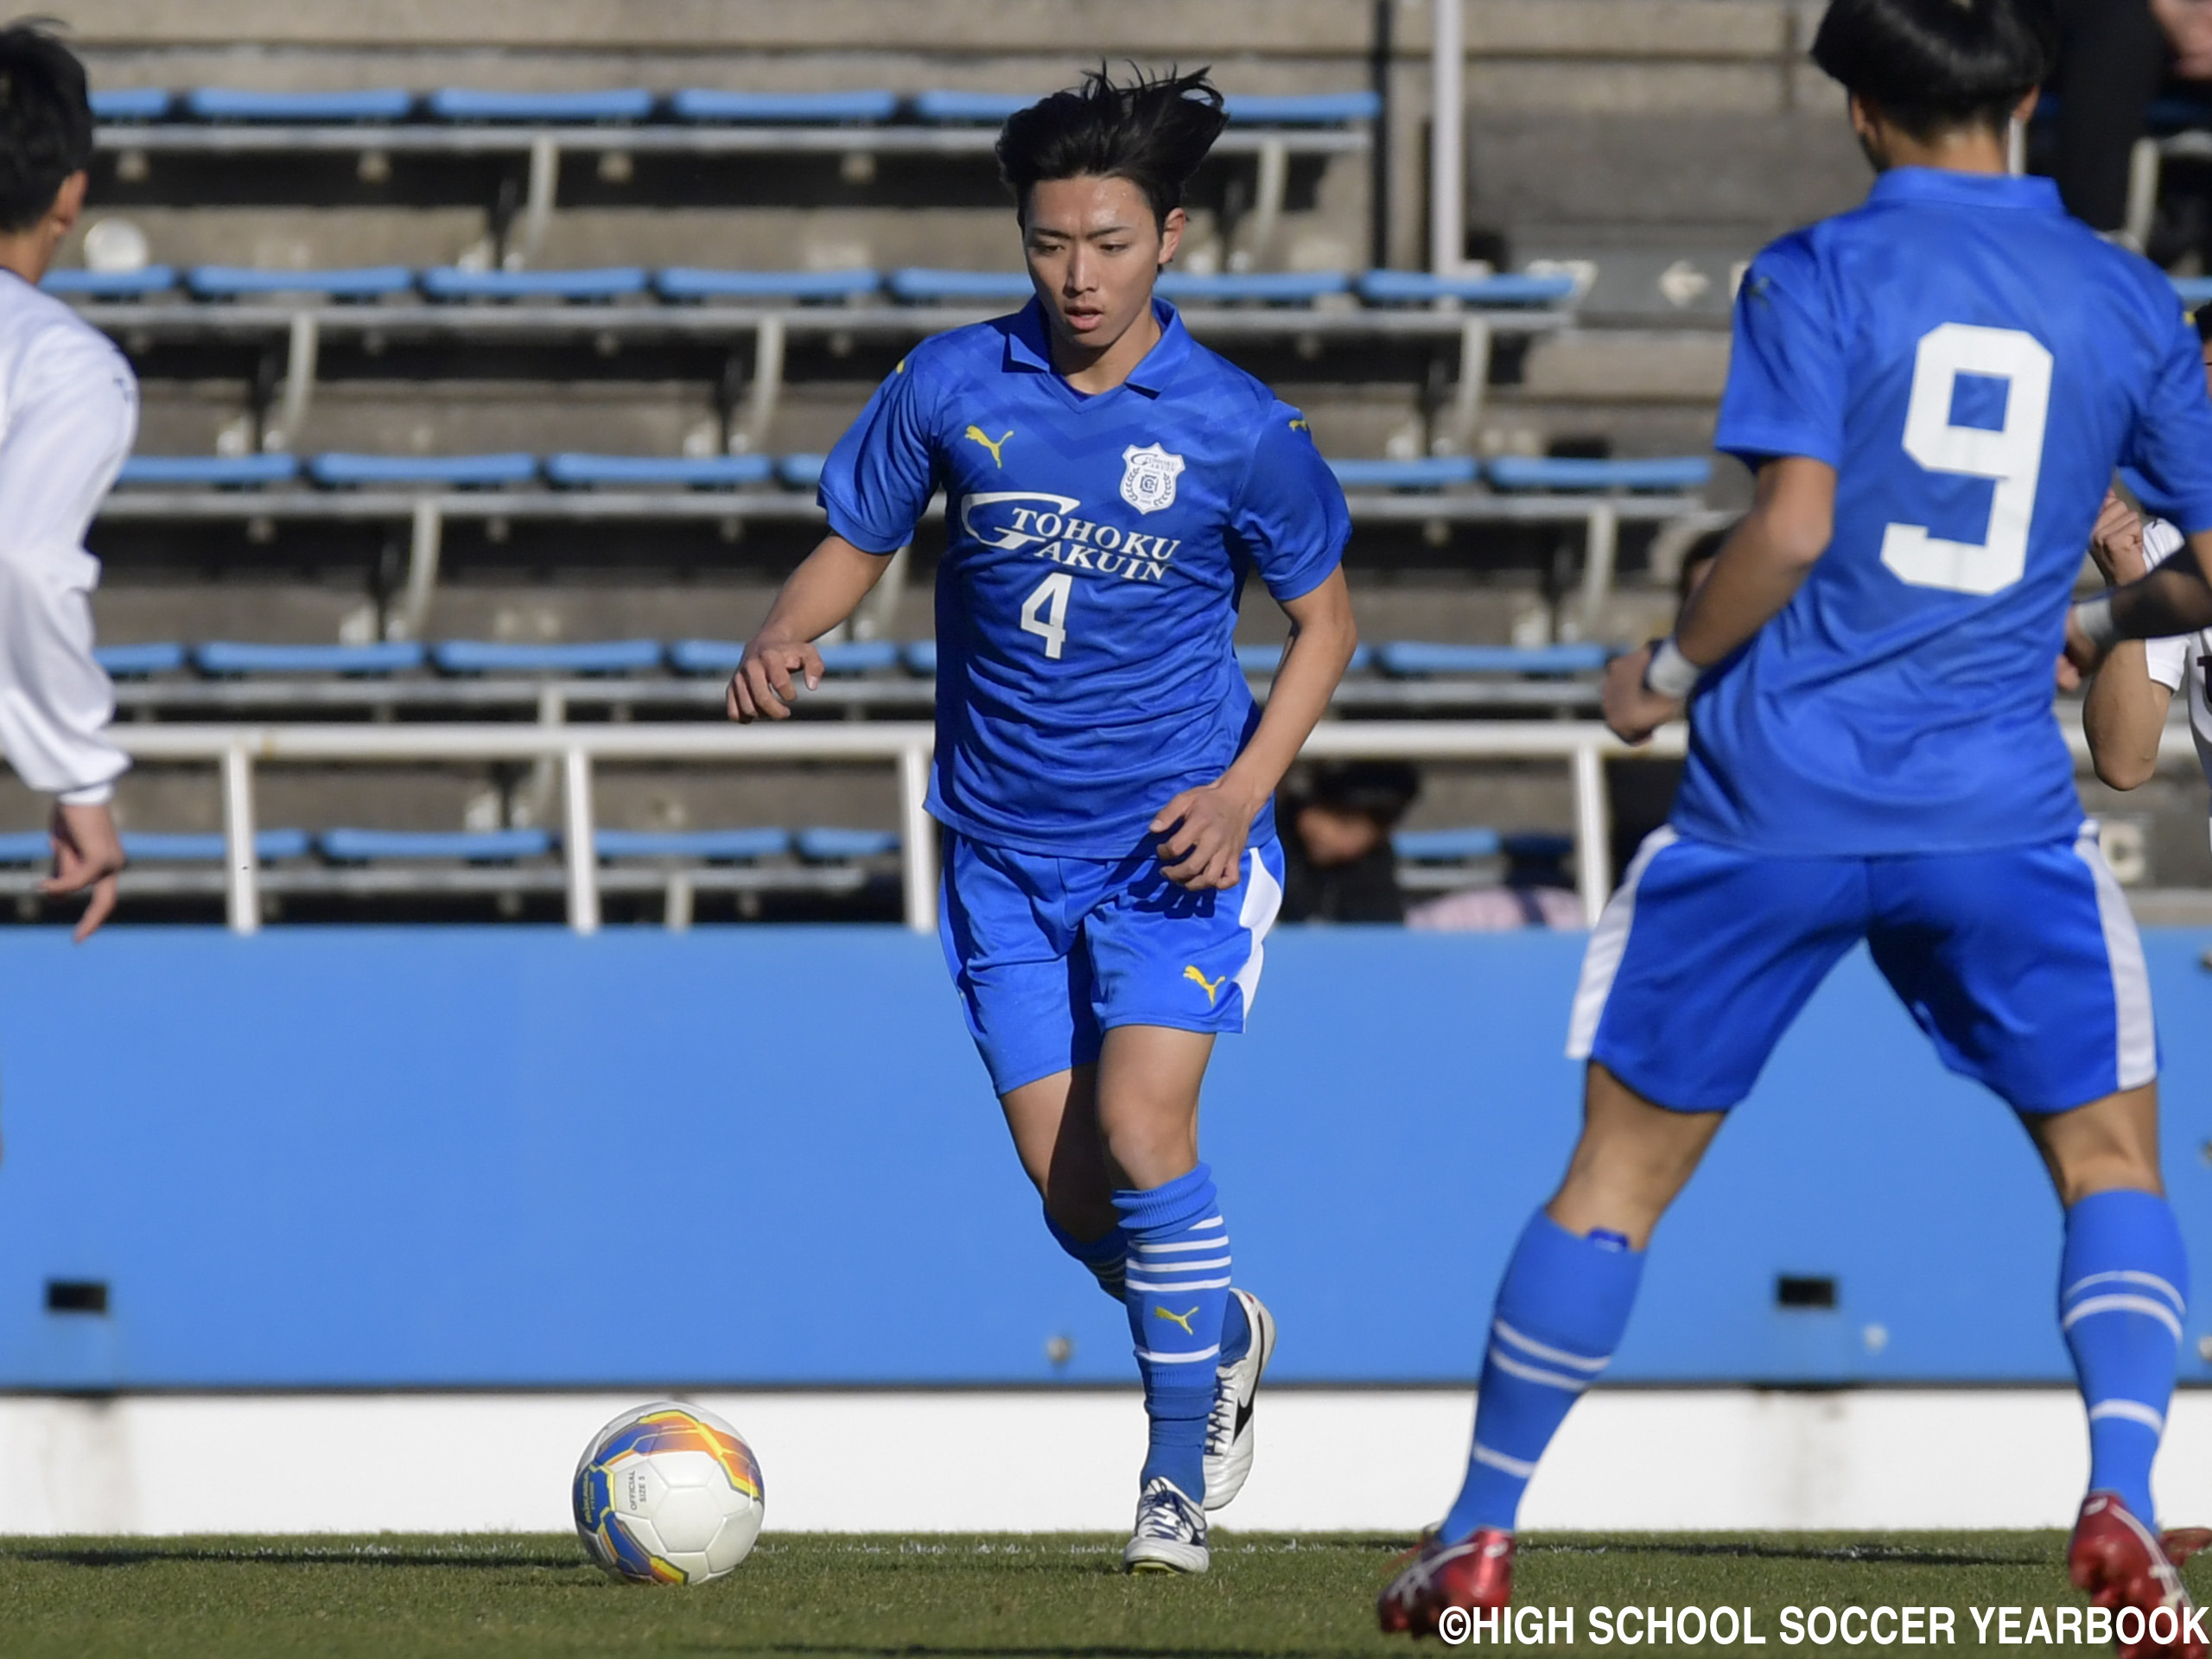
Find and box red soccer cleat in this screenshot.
[2069,1493,2207,1658]
[1376,1528,1514,1637]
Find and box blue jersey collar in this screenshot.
[1867,166,2063,213]
[1004,296,1192,397]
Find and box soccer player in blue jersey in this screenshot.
[1376,1,2212,1646]
[728,68,1357,1573]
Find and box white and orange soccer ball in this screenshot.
[571,1402,766,1585]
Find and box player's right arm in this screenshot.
[2079,495,2175,791]
[728,353,941,723]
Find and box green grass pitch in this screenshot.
[0,1529,2183,1656]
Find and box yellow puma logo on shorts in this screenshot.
[1183,965,1225,1007]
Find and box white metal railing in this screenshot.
[106,713,2145,938]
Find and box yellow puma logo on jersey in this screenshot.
[1183,965,1225,1007]
[1288,417,1311,431]
[1154,1305,1198,1335]
[964,425,1013,467]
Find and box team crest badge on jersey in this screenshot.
[1120,443,1185,515]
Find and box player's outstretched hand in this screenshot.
[1601,645,1684,746]
[1151,782,1258,892]
[728,637,824,722]
[42,799,124,943]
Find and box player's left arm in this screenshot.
[1603,455,1835,743]
[1154,567,1357,890]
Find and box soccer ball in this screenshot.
[572,1402,766,1585]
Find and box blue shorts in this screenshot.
[1567,823,2157,1115]
[938,830,1287,1096]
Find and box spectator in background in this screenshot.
[1277,760,1418,922]
[2048,0,2212,241]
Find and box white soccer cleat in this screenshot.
[1122,1477,1210,1574]
[1202,1287,1276,1511]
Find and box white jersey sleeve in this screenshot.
[0,319,135,803]
[2142,517,2192,692]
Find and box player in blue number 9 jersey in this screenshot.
[1377,0,2212,1643]
[728,68,1357,1573]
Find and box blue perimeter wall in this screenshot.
[0,925,2208,1391]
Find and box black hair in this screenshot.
[1301,760,1420,826]
[995,65,1229,228]
[0,21,89,233]
[2195,304,2212,347]
[1809,0,2055,141]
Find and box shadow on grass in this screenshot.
[1531,1539,2049,1569]
[10,1546,587,1572]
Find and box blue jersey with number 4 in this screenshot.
[817,297,1348,857]
[1684,167,2212,856]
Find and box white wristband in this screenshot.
[2072,594,2120,650]
[1643,637,1701,699]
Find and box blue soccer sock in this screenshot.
[2061,1187,2189,1528]
[1440,1211,1644,1541]
[1043,1206,1128,1303]
[1116,1163,1234,1500]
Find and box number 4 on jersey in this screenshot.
[1881,321,2052,597]
[1020,570,1073,659]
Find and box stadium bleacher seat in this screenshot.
[90,87,174,122]
[426,89,655,124]
[309,453,537,489]
[655,268,880,302]
[776,454,827,489]
[1377,642,1613,677]
[97,643,188,677]
[595,828,793,860]
[1357,270,1580,308]
[188,265,415,302]
[183,88,415,123]
[41,266,178,299]
[903,641,938,677]
[117,454,300,488]
[419,267,648,303]
[195,642,426,676]
[1236,642,1374,673]
[669,90,899,124]
[818,642,902,674]
[667,639,900,676]
[2175,276,2212,308]
[910,91,1030,124]
[543,454,774,489]
[796,827,899,860]
[321,828,553,861]
[887,268,1034,304]
[1224,92,1382,124]
[0,831,51,863]
[1485,456,1712,493]
[1326,457,1480,490]
[1393,828,1503,861]
[1154,271,1351,304]
[431,640,664,676]
[126,830,315,861]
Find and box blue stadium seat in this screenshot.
[125,830,314,862]
[195,641,425,676]
[91,88,174,123]
[669,90,899,124]
[97,642,188,677]
[117,454,300,488]
[426,89,655,123]
[887,268,1033,304]
[776,454,827,489]
[309,453,537,489]
[1485,456,1712,493]
[0,831,52,862]
[818,641,902,674]
[1377,642,1612,677]
[419,266,649,303]
[1235,641,1375,673]
[797,827,900,860]
[1393,828,1503,861]
[1225,92,1382,124]
[1154,271,1351,304]
[2175,276,2212,308]
[188,265,415,301]
[1326,456,1480,490]
[184,88,414,123]
[910,91,1031,124]
[666,639,743,676]
[596,828,793,860]
[42,266,179,299]
[321,828,554,862]
[543,453,774,489]
[903,640,938,676]
[655,267,880,302]
[1357,270,1580,307]
[666,639,900,676]
[431,639,663,675]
